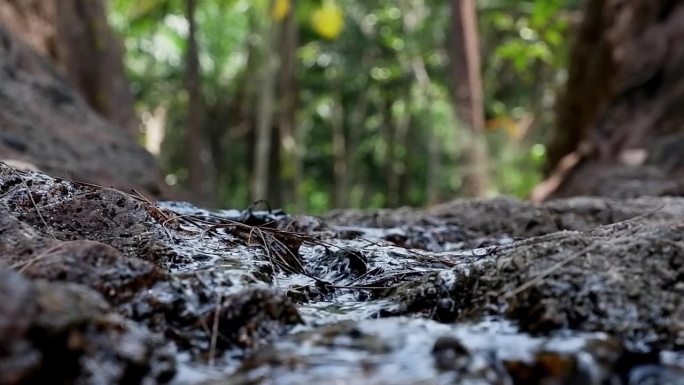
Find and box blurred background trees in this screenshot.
[1,0,681,211]
[105,0,581,211]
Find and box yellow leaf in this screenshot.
[486,115,532,140]
[311,1,344,40]
[486,117,520,139]
[272,0,291,22]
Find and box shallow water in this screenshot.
[156,201,684,385]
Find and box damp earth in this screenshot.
[1,165,683,385]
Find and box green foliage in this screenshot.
[109,0,580,211]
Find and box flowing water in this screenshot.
[158,202,684,385]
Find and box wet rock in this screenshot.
[379,219,683,351]
[380,269,477,321]
[0,168,303,370]
[432,336,470,371]
[128,271,302,355]
[324,196,684,250]
[0,268,175,385]
[0,167,180,265]
[503,352,595,385]
[279,215,328,233]
[198,288,302,351]
[0,206,56,265]
[355,201,684,350]
[499,221,684,350]
[20,240,164,304]
[0,269,40,385]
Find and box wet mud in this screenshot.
[1,165,683,384]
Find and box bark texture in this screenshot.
[0,0,138,133]
[538,0,684,200]
[0,26,166,197]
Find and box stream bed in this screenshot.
[1,166,684,384]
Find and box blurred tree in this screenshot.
[183,0,210,203]
[0,0,137,133]
[276,0,303,209]
[448,0,489,197]
[251,1,279,204]
[535,0,684,199]
[545,0,607,174]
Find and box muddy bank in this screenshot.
[1,165,683,384]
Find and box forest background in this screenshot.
[105,0,583,212]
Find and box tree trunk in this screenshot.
[426,128,440,204]
[332,93,348,208]
[339,50,374,208]
[410,56,440,205]
[381,100,395,207]
[251,18,278,203]
[545,0,616,175]
[534,0,684,201]
[0,0,138,134]
[268,127,282,207]
[348,84,370,208]
[449,0,489,197]
[276,1,302,210]
[0,25,168,198]
[183,0,209,204]
[388,96,410,208]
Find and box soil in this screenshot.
[1,165,683,384]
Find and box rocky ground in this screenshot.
[1,164,683,385]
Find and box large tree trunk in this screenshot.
[0,25,167,197]
[449,0,489,197]
[544,0,616,175]
[535,0,684,201]
[0,0,138,133]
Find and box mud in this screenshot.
[1,165,683,384]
